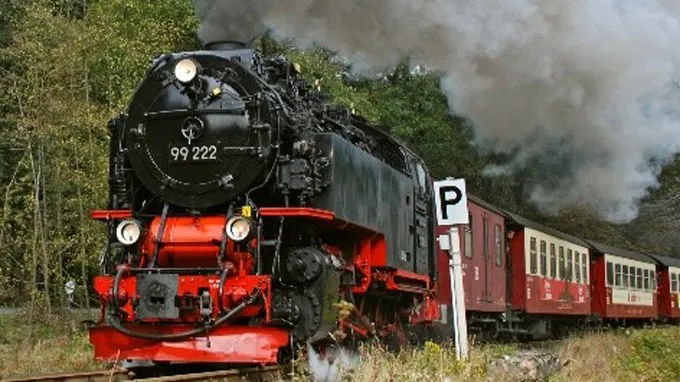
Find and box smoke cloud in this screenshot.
[306,343,359,382]
[194,0,680,223]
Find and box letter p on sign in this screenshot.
[434,178,469,226]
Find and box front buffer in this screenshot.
[89,271,289,364]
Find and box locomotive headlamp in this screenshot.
[225,216,253,242]
[174,58,199,83]
[115,219,142,246]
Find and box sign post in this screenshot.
[434,178,469,361]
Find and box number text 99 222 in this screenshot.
[169,145,219,164]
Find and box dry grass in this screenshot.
[317,326,680,382]
[550,330,629,382]
[0,308,107,379]
[287,341,517,382]
[549,326,680,382]
[332,341,507,382]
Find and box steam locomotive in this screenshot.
[88,41,440,365]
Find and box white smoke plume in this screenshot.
[194,0,680,223]
[306,343,360,382]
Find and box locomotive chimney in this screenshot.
[204,40,248,51]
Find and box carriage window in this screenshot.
[540,240,547,276]
[567,249,573,281]
[495,224,502,266]
[652,271,657,290]
[630,267,637,288]
[672,273,678,293]
[530,237,537,274]
[575,251,581,283]
[559,247,565,280]
[636,268,643,290]
[582,253,588,283]
[483,215,489,265]
[550,244,557,278]
[615,263,622,286]
[606,262,614,286]
[622,265,629,287]
[464,214,473,259]
[644,269,650,290]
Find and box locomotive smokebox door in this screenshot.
[135,274,180,320]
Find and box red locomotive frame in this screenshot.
[89,207,439,363]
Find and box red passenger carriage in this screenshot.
[436,195,506,333]
[588,241,657,320]
[505,212,591,317]
[645,254,680,321]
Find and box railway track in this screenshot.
[2,365,285,382]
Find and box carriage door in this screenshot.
[413,161,430,275]
[482,212,492,301]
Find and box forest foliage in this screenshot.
[0,0,678,308]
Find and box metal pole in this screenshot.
[448,226,469,360]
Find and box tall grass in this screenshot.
[0,308,107,379]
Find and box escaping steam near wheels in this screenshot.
[194,0,680,224]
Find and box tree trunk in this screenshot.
[39,140,51,314]
[75,145,90,310]
[27,143,38,340]
[55,152,65,309]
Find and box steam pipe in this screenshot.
[111,265,129,310]
[217,262,235,313]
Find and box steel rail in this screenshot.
[3,365,284,382]
[2,368,130,382]
[137,366,284,382]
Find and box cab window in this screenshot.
[415,163,427,193]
